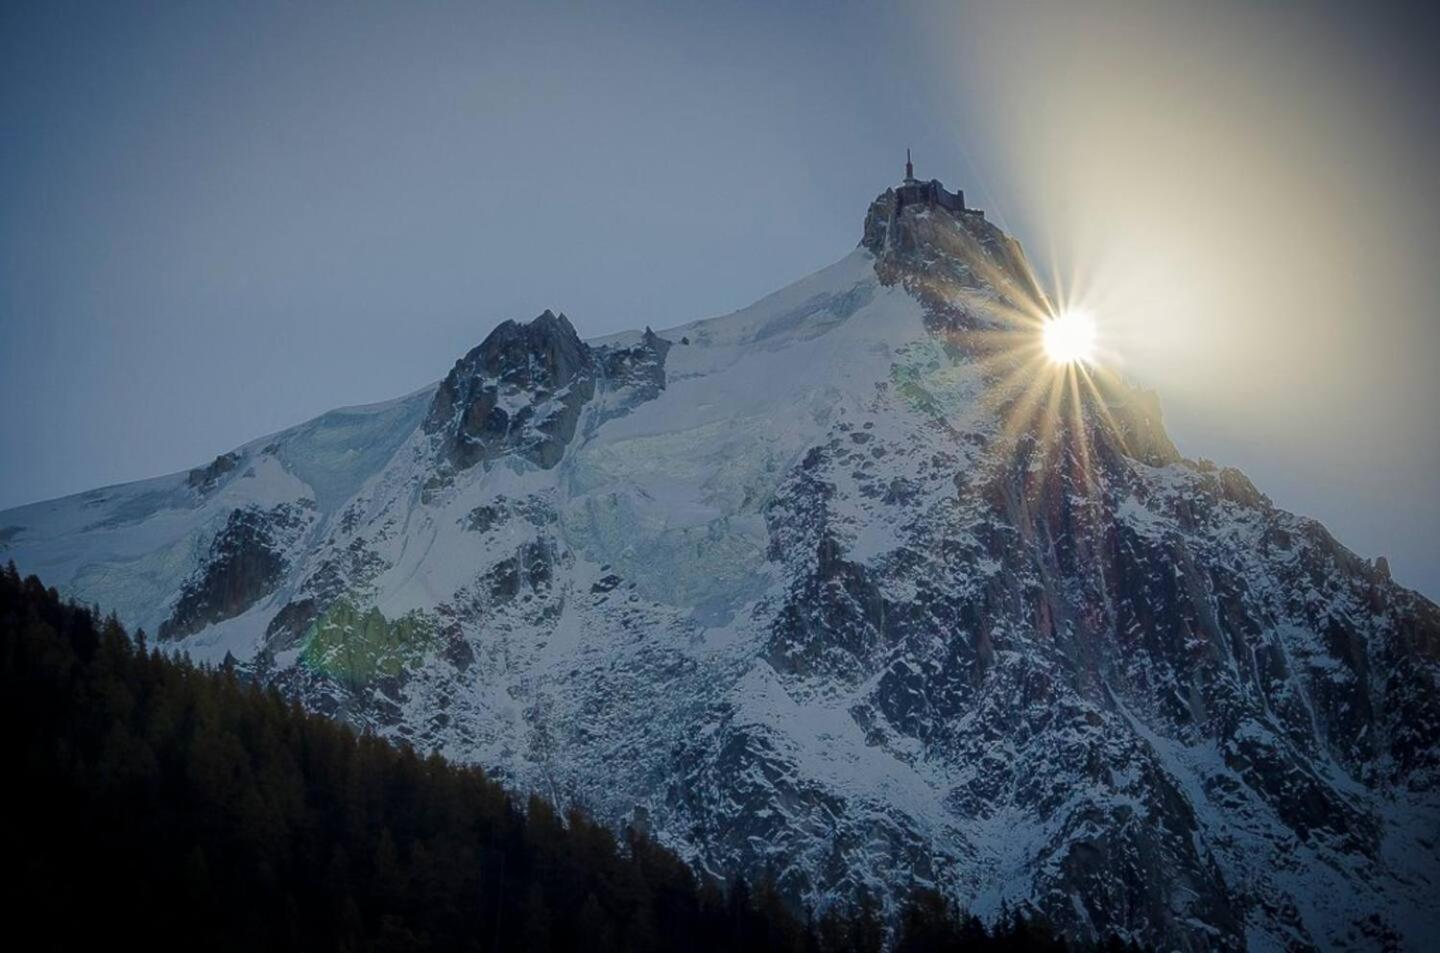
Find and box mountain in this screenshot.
[11,564,1080,952]
[4,169,1437,951]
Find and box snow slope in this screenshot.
[3,181,1437,952]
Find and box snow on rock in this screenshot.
[3,183,1437,952]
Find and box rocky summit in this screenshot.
[3,172,1437,951]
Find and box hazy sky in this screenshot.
[2,1,1437,597]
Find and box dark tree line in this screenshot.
[2,564,1136,952]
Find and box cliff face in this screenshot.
[424,309,597,471]
[3,183,1437,951]
[828,196,1439,947]
[159,502,313,640]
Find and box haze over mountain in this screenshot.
[4,171,1436,951]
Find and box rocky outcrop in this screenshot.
[186,451,242,494]
[757,380,1440,947]
[761,230,1436,948]
[600,327,671,396]
[200,192,1440,948]
[11,177,1437,952]
[264,531,390,653]
[592,327,672,423]
[424,310,596,470]
[461,494,556,535]
[862,186,1048,327]
[159,503,311,640]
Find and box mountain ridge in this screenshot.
[3,176,1437,951]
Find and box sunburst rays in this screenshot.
[936,255,1138,517]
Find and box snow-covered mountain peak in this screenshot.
[425,308,596,472]
[3,173,1438,951]
[860,184,1048,323]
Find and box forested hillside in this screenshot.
[2,564,1104,952]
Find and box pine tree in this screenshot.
[0,568,1111,953]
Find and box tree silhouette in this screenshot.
[2,562,1106,952]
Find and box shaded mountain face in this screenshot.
[4,180,1437,951]
[425,309,596,471]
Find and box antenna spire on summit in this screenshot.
[905,148,914,182]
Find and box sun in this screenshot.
[1042,309,1096,365]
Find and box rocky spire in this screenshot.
[423,310,596,471]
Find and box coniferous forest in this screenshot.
[3,564,1135,952]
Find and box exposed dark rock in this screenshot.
[443,635,476,672]
[264,535,391,654]
[461,495,556,534]
[27,178,1431,952]
[424,310,596,470]
[768,532,891,681]
[160,503,309,640]
[753,223,1440,944]
[187,452,242,494]
[862,187,1048,331]
[264,597,320,651]
[592,326,673,422]
[483,540,558,603]
[463,503,503,534]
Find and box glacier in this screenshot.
[3,177,1437,952]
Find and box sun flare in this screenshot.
[1042,309,1096,365]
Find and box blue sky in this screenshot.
[3,0,1437,596]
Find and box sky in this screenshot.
[2,0,1437,597]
